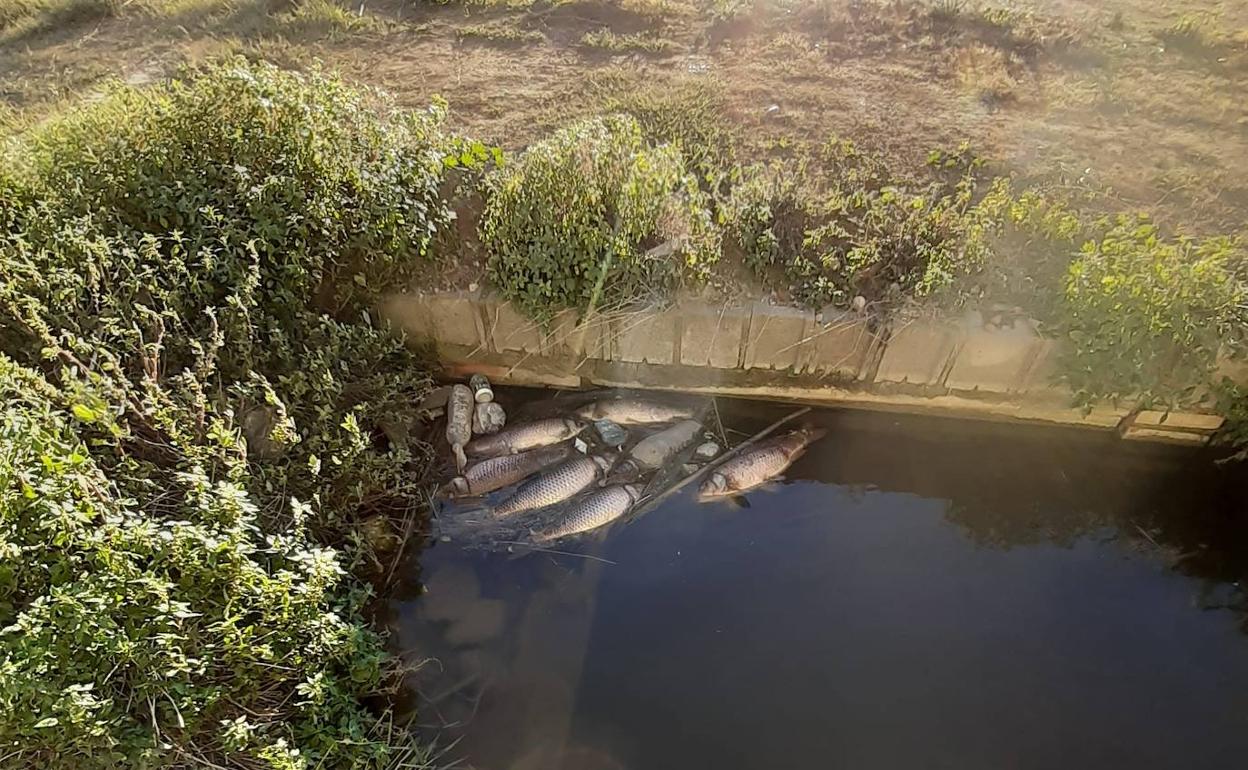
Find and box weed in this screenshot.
[481,114,719,317]
[581,28,676,53]
[275,0,379,38]
[457,21,543,44]
[589,71,738,183]
[0,59,460,768]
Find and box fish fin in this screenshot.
[726,495,751,510]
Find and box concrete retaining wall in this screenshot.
[378,290,1226,445]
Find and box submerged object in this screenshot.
[536,484,641,541]
[577,399,694,425]
[470,373,494,403]
[594,419,628,448]
[473,402,506,435]
[446,384,475,471]
[494,454,615,517]
[628,420,703,470]
[698,427,826,500]
[446,443,571,497]
[694,441,720,461]
[467,417,585,457]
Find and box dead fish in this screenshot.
[535,484,641,542]
[494,454,615,517]
[628,420,703,470]
[446,384,474,471]
[466,417,585,457]
[445,443,572,497]
[698,428,826,500]
[577,399,694,425]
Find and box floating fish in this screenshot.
[697,428,826,500]
[494,454,615,517]
[628,420,703,470]
[535,484,641,541]
[577,399,694,425]
[446,443,571,497]
[446,384,474,471]
[467,417,585,457]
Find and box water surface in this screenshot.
[389,397,1248,770]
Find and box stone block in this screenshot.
[1133,410,1223,432]
[614,307,678,364]
[426,292,484,348]
[945,314,1044,393]
[801,312,878,379]
[484,298,542,354]
[679,302,747,368]
[875,319,959,386]
[743,303,812,371]
[378,292,435,341]
[541,309,583,357]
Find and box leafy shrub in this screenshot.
[723,139,992,308]
[1059,217,1246,406]
[481,114,719,316]
[0,60,455,768]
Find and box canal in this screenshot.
[387,391,1248,770]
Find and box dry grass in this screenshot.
[2,0,1247,235]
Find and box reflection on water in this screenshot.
[389,395,1248,770]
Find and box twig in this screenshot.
[490,541,618,565]
[632,406,812,517]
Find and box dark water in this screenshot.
[387,394,1248,770]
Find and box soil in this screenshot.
[3,0,1247,239]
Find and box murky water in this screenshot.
[387,392,1248,770]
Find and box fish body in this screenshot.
[698,428,826,500]
[577,399,694,425]
[447,443,571,497]
[536,484,641,541]
[628,420,703,470]
[494,454,614,517]
[467,417,585,457]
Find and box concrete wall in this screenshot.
[379,290,1226,446]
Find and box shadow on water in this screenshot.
[387,390,1248,770]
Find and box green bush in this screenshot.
[1059,216,1246,405]
[0,60,454,769]
[723,139,993,308]
[481,114,719,317]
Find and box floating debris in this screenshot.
[470,373,494,403]
[694,441,720,461]
[446,384,474,471]
[577,399,694,425]
[494,454,614,517]
[594,419,628,447]
[446,443,571,497]
[698,427,826,500]
[536,484,641,542]
[629,420,703,470]
[467,417,585,457]
[473,402,506,435]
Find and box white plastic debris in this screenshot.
[694,441,720,461]
[473,402,506,435]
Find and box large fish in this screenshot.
[697,428,826,500]
[494,454,614,517]
[577,399,694,425]
[535,484,641,542]
[445,443,572,497]
[467,417,585,457]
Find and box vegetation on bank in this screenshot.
[0,42,1245,767]
[0,61,459,768]
[477,105,1246,433]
